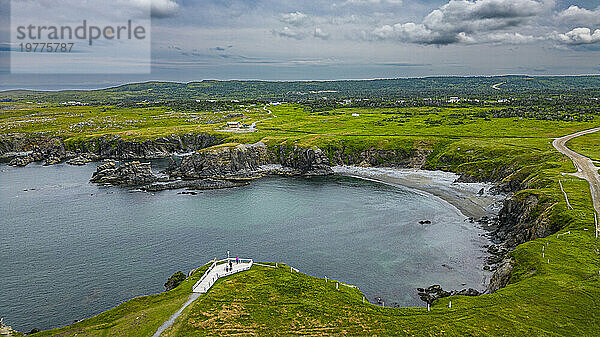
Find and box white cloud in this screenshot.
[371,0,552,45]
[552,27,600,45]
[273,26,306,40]
[131,0,179,18]
[341,0,402,5]
[281,12,310,27]
[557,6,600,26]
[314,28,330,40]
[483,32,539,44]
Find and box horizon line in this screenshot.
[2,73,600,93]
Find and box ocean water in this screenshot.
[0,162,491,332]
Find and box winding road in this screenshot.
[552,127,600,237]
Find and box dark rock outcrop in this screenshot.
[486,258,513,293]
[71,134,221,159]
[417,284,481,305]
[323,146,430,168]
[270,145,334,175]
[164,271,186,291]
[67,153,100,166]
[2,135,70,166]
[1,133,222,165]
[493,193,558,249]
[90,161,158,186]
[417,285,451,304]
[168,142,334,179]
[8,156,36,167]
[170,142,269,179]
[143,178,248,192]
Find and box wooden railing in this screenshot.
[192,258,253,293]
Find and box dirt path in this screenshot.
[552,127,600,237]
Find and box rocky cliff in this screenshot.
[481,191,558,294]
[0,133,222,166]
[169,142,270,179]
[269,145,334,175]
[168,142,334,179]
[71,134,221,159]
[1,134,67,166]
[91,161,159,186]
[493,193,558,249]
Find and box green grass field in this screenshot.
[2,102,599,336]
[568,132,600,162]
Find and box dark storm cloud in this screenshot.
[371,0,553,45]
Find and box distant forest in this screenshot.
[2,75,600,103]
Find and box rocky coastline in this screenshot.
[0,133,551,303]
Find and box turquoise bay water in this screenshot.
[0,162,490,332]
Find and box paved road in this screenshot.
[552,127,600,236]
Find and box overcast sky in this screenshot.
[1,0,600,90]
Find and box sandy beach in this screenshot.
[333,166,505,219]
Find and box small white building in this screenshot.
[227,121,241,128]
[352,113,360,117]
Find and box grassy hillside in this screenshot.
[2,76,600,102]
[567,132,600,162]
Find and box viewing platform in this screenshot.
[192,258,253,293]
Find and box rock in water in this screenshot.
[67,153,99,166]
[90,161,159,186]
[417,284,481,305]
[8,156,34,167]
[44,156,62,166]
[143,178,247,192]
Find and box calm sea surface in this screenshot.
[0,162,490,331]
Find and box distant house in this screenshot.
[352,113,360,117]
[227,121,241,128]
[448,97,460,103]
